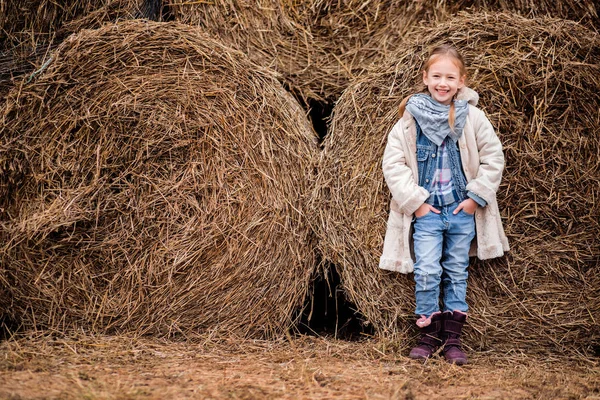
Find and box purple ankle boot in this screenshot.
[409,312,443,360]
[442,310,468,365]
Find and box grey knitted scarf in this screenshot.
[405,93,469,146]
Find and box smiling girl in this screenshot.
[379,45,509,365]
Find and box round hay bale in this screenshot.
[164,0,597,102]
[163,0,419,101]
[0,20,318,338]
[451,0,598,27]
[315,12,600,355]
[0,0,151,51]
[0,0,152,99]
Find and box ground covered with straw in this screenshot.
[0,20,318,338]
[0,333,598,399]
[314,11,600,356]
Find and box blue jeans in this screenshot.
[412,202,475,317]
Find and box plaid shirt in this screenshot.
[426,138,462,207]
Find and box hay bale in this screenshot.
[2,0,596,101]
[0,20,318,338]
[453,0,598,27]
[164,0,597,102]
[163,0,420,101]
[0,0,105,47]
[0,0,156,47]
[315,12,600,355]
[0,0,156,98]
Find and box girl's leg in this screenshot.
[437,203,474,365]
[412,210,444,318]
[440,203,475,313]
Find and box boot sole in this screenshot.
[446,358,468,365]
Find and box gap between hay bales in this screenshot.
[290,89,335,143]
[297,262,374,340]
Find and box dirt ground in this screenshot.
[0,333,598,400]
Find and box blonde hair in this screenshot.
[398,44,467,129]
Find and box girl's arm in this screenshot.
[382,121,430,215]
[465,109,505,204]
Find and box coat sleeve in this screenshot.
[465,108,505,204]
[382,120,429,215]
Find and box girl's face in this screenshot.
[422,56,465,105]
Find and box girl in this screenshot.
[379,45,509,365]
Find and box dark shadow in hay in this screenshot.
[0,315,20,341]
[290,89,334,143]
[0,20,319,339]
[297,262,374,340]
[314,12,600,356]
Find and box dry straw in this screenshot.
[1,333,598,398]
[164,0,453,101]
[0,0,109,48]
[164,0,598,102]
[315,12,600,355]
[0,0,157,48]
[0,0,152,97]
[3,0,596,101]
[0,20,318,338]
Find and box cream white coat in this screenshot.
[379,88,509,273]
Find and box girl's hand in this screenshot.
[415,203,440,218]
[454,198,477,215]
